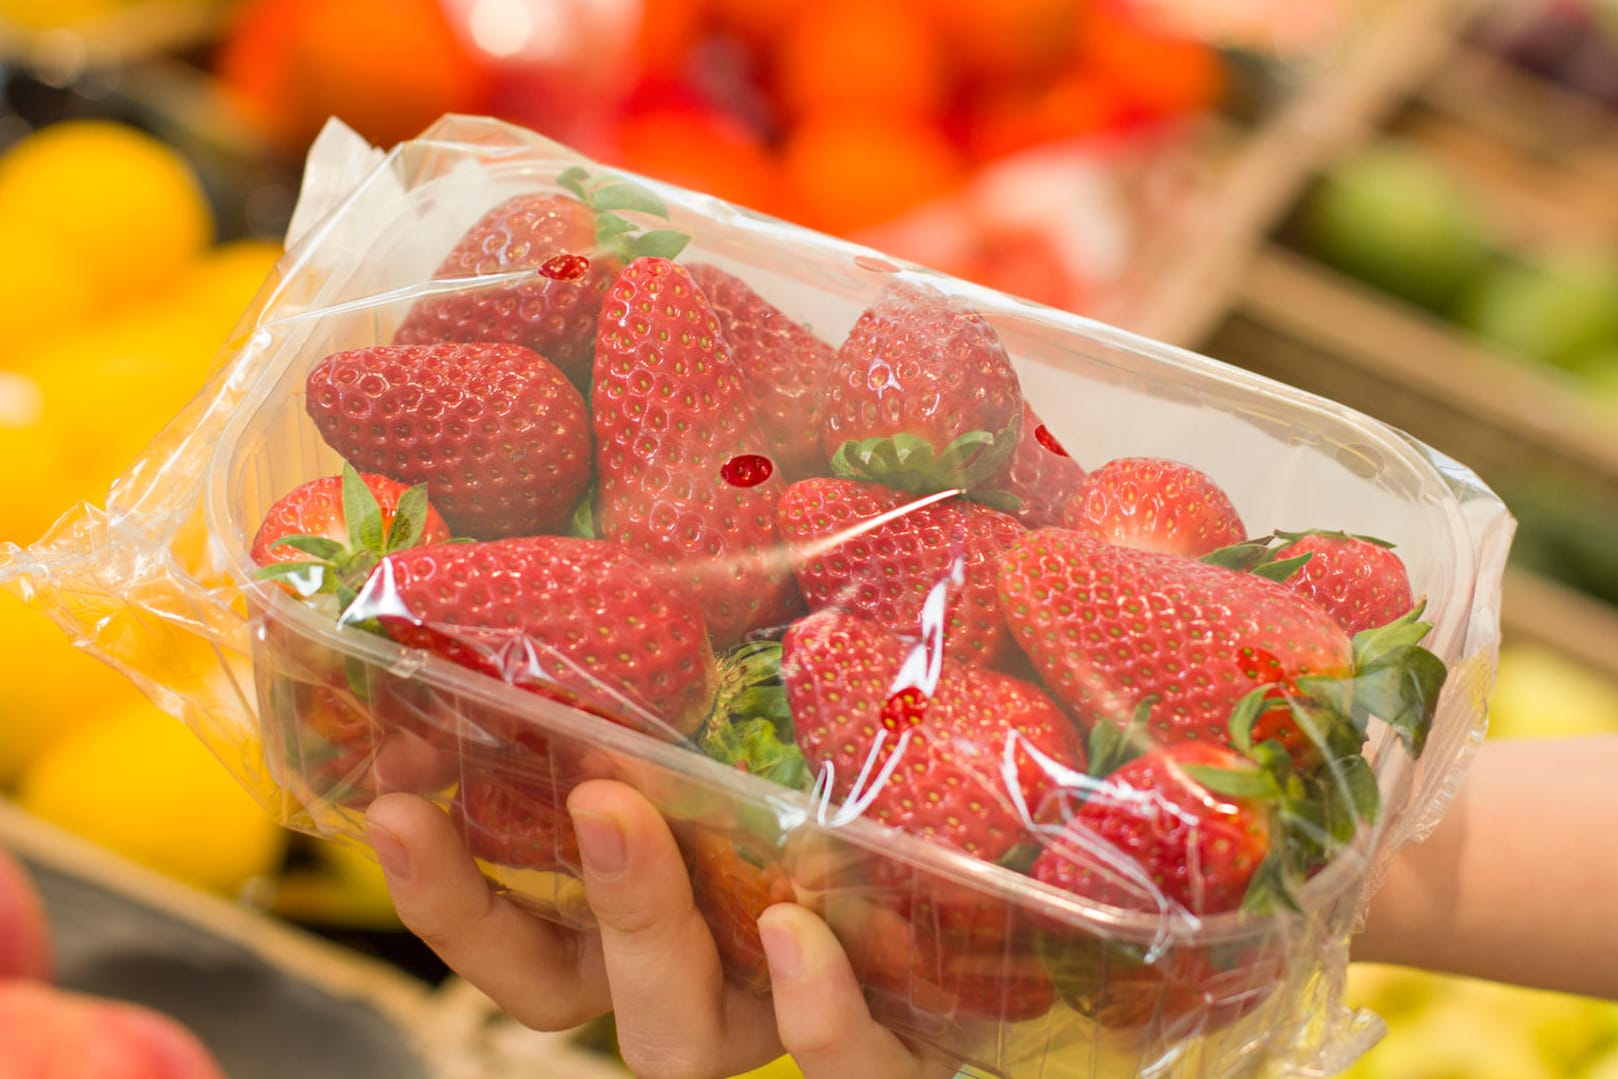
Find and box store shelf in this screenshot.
[1119,0,1492,347]
[1213,245,1618,500]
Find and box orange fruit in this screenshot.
[782,113,965,236]
[965,71,1129,163]
[921,0,1079,85]
[774,1,949,121]
[611,107,789,218]
[1077,4,1225,118]
[634,0,709,78]
[220,0,492,152]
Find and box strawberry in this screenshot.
[687,262,839,482]
[347,535,718,738]
[776,477,1023,667]
[455,765,582,874]
[983,403,1087,528]
[782,610,1075,1023]
[592,256,803,647]
[822,283,1023,494]
[1061,456,1245,558]
[1272,531,1415,635]
[998,528,1351,748]
[783,610,1083,862]
[1033,741,1273,915]
[684,827,797,993]
[393,169,690,385]
[304,342,591,541]
[251,463,451,606]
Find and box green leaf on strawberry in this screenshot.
[252,462,445,611]
[554,166,692,264]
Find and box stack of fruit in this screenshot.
[0,118,384,923]
[224,151,1460,1076]
[212,0,1233,311]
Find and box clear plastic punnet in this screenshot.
[0,116,1515,1079]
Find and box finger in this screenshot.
[568,781,781,1077]
[760,904,947,1079]
[365,792,608,1029]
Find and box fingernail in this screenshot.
[760,916,803,983]
[570,808,627,879]
[368,821,411,881]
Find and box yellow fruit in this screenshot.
[0,222,95,356]
[176,240,282,330]
[20,308,223,495]
[729,1057,805,1079]
[0,0,122,28]
[0,121,212,310]
[19,699,287,895]
[0,371,99,544]
[1341,997,1556,1079]
[1488,644,1618,740]
[0,593,140,787]
[268,837,400,930]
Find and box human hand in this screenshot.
[364,781,953,1079]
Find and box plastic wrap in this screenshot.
[0,116,1514,1079]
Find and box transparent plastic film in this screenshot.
[0,116,1512,1079]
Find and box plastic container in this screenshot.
[1,116,1514,1079]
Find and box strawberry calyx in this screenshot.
[699,641,809,792]
[1200,533,1313,582]
[555,165,691,263]
[829,428,1017,495]
[252,462,436,611]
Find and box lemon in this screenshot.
[0,221,95,357]
[169,239,284,355]
[19,698,288,894]
[20,307,223,494]
[0,371,100,544]
[0,121,213,310]
[268,837,401,929]
[0,593,140,787]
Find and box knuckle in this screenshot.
[617,1045,717,1079]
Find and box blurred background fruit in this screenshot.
[17,698,288,896]
[1303,145,1493,314]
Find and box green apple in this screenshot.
[1488,644,1618,741]
[1460,251,1618,372]
[1304,144,1493,312]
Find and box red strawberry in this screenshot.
[593,256,803,647]
[822,284,1023,494]
[776,477,1023,667]
[783,610,1082,862]
[393,172,690,385]
[684,828,797,993]
[783,612,1075,1023]
[393,192,612,384]
[687,262,839,482]
[1061,456,1245,557]
[998,529,1351,747]
[455,766,582,874]
[305,342,591,540]
[1272,531,1415,635]
[1032,742,1273,915]
[251,464,451,602]
[349,535,718,738]
[984,404,1087,528]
